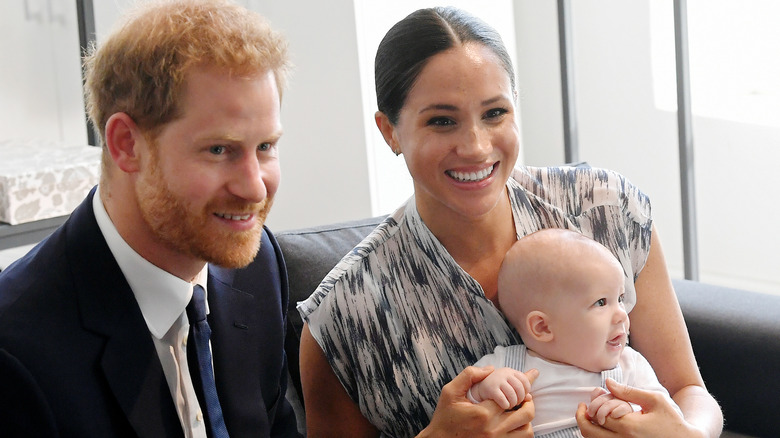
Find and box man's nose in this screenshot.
[229,153,268,203]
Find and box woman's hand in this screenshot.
[418,366,539,438]
[575,379,705,438]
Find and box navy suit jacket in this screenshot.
[0,189,300,437]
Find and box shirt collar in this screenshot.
[92,190,209,339]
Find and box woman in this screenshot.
[298,6,723,437]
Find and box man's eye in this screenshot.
[258,143,271,152]
[594,298,607,307]
[209,145,226,155]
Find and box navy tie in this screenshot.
[186,285,230,438]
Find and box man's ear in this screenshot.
[374,111,401,156]
[526,310,554,343]
[105,112,144,173]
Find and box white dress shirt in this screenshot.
[92,191,209,438]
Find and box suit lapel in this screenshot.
[207,264,267,435]
[208,265,256,334]
[206,228,288,436]
[67,189,183,437]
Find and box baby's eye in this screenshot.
[594,298,607,307]
[427,117,455,127]
[618,294,625,303]
[209,145,227,155]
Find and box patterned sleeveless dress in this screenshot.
[298,166,653,437]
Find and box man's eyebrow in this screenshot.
[197,129,284,144]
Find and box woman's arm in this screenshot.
[577,225,723,437]
[300,323,537,438]
[299,323,379,437]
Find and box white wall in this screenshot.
[0,0,86,145]
[248,0,373,231]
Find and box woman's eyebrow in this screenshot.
[481,95,509,106]
[418,103,458,114]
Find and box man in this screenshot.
[0,0,299,436]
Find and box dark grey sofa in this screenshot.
[276,217,780,438]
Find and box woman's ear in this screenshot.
[105,112,144,174]
[526,310,554,343]
[374,111,401,156]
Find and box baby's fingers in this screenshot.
[498,382,519,409]
[608,402,633,419]
[591,399,631,425]
[586,390,612,419]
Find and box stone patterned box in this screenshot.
[0,140,101,225]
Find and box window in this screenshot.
[651,0,780,128]
[650,0,780,294]
[515,0,779,295]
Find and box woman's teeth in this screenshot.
[447,164,494,182]
[216,213,251,221]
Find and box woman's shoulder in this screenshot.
[297,201,408,318]
[510,165,651,221]
[511,164,637,191]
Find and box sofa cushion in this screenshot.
[673,278,780,437]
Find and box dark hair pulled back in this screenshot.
[374,6,516,125]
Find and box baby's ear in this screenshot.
[526,311,553,342]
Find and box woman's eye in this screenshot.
[485,108,508,119]
[427,117,455,127]
[209,145,226,155]
[594,298,607,307]
[258,143,271,152]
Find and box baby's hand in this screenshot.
[586,387,635,425]
[467,367,533,410]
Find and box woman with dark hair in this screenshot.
[299,6,723,437]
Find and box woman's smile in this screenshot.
[445,162,497,183]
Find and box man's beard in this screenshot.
[135,157,272,269]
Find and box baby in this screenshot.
[469,228,681,436]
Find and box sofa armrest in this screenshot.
[673,279,780,437]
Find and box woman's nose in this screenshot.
[457,124,491,158]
